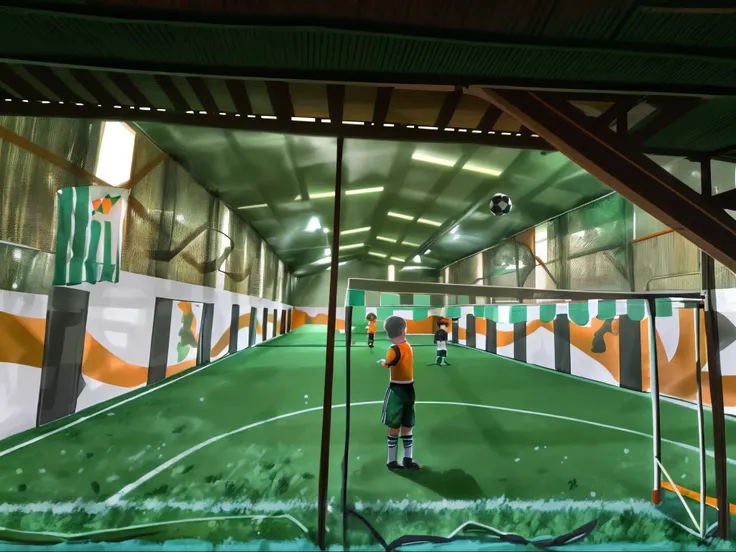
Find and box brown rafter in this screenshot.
[628,97,701,143]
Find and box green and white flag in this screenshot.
[54,186,129,286]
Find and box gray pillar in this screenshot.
[147,298,173,385]
[466,314,476,348]
[248,306,258,347]
[229,304,240,354]
[514,321,527,362]
[485,318,497,354]
[554,314,571,374]
[619,315,642,391]
[281,309,287,334]
[197,303,214,365]
[261,307,269,342]
[451,319,459,344]
[37,286,90,426]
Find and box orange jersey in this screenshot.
[383,340,414,383]
[368,320,376,334]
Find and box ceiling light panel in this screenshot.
[345,187,384,195]
[376,236,397,243]
[368,251,388,258]
[238,203,268,210]
[388,211,413,221]
[339,243,364,250]
[341,227,371,235]
[417,217,442,227]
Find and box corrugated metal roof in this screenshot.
[1,3,736,95]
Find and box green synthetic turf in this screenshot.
[0,325,734,547]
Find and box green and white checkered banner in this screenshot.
[54,186,129,286]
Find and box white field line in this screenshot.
[0,359,224,459]
[106,400,736,505]
[0,513,308,539]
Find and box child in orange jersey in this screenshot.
[378,315,420,471]
[366,313,377,348]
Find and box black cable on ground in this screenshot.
[342,508,597,552]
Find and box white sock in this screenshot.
[387,434,398,463]
[401,434,413,459]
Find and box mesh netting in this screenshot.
[0,116,288,299]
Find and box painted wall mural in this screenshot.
[0,271,289,442]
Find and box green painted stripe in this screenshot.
[380,293,400,307]
[68,186,90,286]
[655,298,674,318]
[414,294,431,306]
[84,219,102,284]
[346,289,365,307]
[53,189,73,286]
[101,220,115,282]
[569,301,589,326]
[484,304,498,322]
[377,307,394,320]
[510,305,527,324]
[627,299,646,321]
[445,306,462,319]
[540,304,556,323]
[597,301,617,320]
[473,305,485,318]
[413,308,429,320]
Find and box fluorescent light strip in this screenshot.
[376,236,396,243]
[387,211,414,221]
[402,266,430,271]
[417,217,442,227]
[341,227,370,235]
[464,163,502,177]
[339,243,365,250]
[345,186,384,195]
[390,256,405,262]
[291,116,316,122]
[238,203,268,210]
[368,251,388,258]
[308,192,336,199]
[412,152,455,167]
[413,151,502,176]
[400,241,420,247]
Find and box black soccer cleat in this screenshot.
[402,458,421,470]
[387,461,403,471]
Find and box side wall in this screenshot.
[0,116,294,440]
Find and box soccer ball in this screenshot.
[490,193,512,216]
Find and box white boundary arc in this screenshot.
[105,400,736,505]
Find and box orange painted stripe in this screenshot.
[632,228,674,243]
[662,481,736,514]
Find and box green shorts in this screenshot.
[381,383,415,429]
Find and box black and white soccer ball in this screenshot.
[490,193,512,216]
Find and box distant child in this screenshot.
[366,313,377,348]
[377,315,420,471]
[433,320,450,366]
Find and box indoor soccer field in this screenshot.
[1,325,734,550]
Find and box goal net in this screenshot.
[338,278,709,548]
